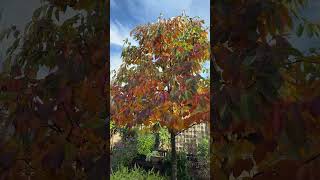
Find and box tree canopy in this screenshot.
[211,0,320,179]
[111,15,210,133]
[0,1,108,179]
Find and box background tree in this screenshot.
[211,0,320,179]
[111,14,210,180]
[0,0,108,179]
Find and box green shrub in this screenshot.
[196,136,210,179]
[111,137,138,171]
[159,127,170,149]
[111,128,157,171]
[111,166,166,180]
[137,131,156,156]
[119,126,139,140]
[146,150,160,161]
[197,136,209,161]
[163,152,191,180]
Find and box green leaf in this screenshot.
[32,7,42,20]
[186,78,193,85]
[309,48,316,53]
[13,30,20,38]
[240,93,250,120]
[240,93,256,122]
[183,90,192,100]
[219,103,227,118]
[2,58,11,73]
[306,24,314,38]
[0,29,10,41]
[242,55,256,66]
[296,24,304,37]
[0,92,16,101]
[6,38,20,55]
[64,143,76,161]
[62,5,67,13]
[47,5,54,20]
[83,118,105,129]
[287,47,303,57]
[55,9,60,21]
[12,38,20,50]
[62,14,80,27]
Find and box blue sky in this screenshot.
[110,0,210,77]
[288,1,320,52]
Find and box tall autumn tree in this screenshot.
[111,14,210,179]
[211,0,320,179]
[0,0,108,179]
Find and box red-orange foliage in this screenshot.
[111,15,210,133]
[0,1,108,179]
[212,0,320,179]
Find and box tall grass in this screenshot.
[111,165,167,180]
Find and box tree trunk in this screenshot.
[154,132,160,150]
[170,131,177,180]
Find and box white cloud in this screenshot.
[110,52,122,76]
[110,20,137,47]
[125,0,210,38]
[110,20,129,46]
[110,20,138,74]
[110,0,210,73]
[126,0,194,22]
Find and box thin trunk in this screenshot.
[154,132,160,150]
[170,131,177,180]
